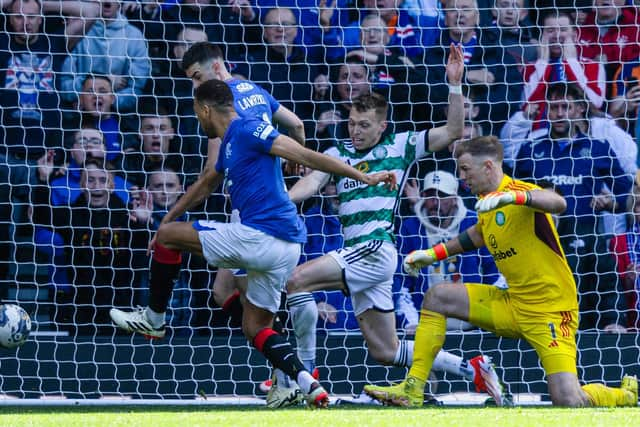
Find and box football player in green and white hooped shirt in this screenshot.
[286,44,509,405]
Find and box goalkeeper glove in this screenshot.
[403,243,448,277]
[474,190,531,213]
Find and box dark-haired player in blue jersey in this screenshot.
[182,42,305,158]
[111,79,396,408]
[178,42,311,406]
[180,42,303,327]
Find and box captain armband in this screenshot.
[458,230,476,252]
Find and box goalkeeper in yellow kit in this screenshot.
[364,136,637,407]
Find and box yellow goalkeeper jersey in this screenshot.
[475,175,578,312]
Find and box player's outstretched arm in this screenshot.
[288,170,331,203]
[475,189,567,214]
[160,166,223,226]
[270,135,396,188]
[403,224,484,277]
[427,43,465,152]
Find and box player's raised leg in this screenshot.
[287,254,345,374]
[110,221,201,338]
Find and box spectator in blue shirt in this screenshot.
[323,0,425,62]
[236,7,319,136]
[66,74,129,163]
[425,0,523,135]
[60,0,151,113]
[256,0,357,61]
[31,126,132,299]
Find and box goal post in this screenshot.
[1,1,639,404]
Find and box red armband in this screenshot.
[513,190,531,206]
[431,243,449,261]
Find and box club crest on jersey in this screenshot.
[235,82,254,93]
[372,145,387,159]
[226,142,232,159]
[495,211,506,226]
[356,162,370,173]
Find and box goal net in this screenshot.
[1,0,638,403]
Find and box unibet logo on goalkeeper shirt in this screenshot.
[477,176,578,312]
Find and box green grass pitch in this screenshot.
[0,405,636,427]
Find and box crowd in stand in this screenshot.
[1,0,640,335]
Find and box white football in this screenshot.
[0,304,31,349]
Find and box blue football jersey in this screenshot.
[227,78,281,122]
[215,118,306,243]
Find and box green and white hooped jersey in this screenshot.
[325,129,430,247]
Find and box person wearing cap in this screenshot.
[395,170,502,333]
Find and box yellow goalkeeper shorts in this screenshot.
[465,283,578,376]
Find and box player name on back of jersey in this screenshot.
[237,94,268,111]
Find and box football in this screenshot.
[0,304,31,349]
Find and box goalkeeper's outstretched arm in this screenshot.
[526,189,567,214]
[475,189,567,214]
[403,224,484,277]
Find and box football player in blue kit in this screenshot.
[110,79,396,408]
[180,42,305,328]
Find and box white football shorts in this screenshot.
[194,220,300,313]
[327,240,397,316]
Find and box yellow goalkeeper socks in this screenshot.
[582,383,629,407]
[408,309,446,381]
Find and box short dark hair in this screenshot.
[546,82,586,104]
[454,135,504,162]
[82,72,113,89]
[81,157,115,189]
[64,122,104,149]
[137,98,176,129]
[9,0,41,12]
[540,9,575,27]
[194,79,234,111]
[138,98,171,118]
[332,57,371,81]
[182,42,224,71]
[83,156,106,170]
[351,92,388,119]
[146,165,183,186]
